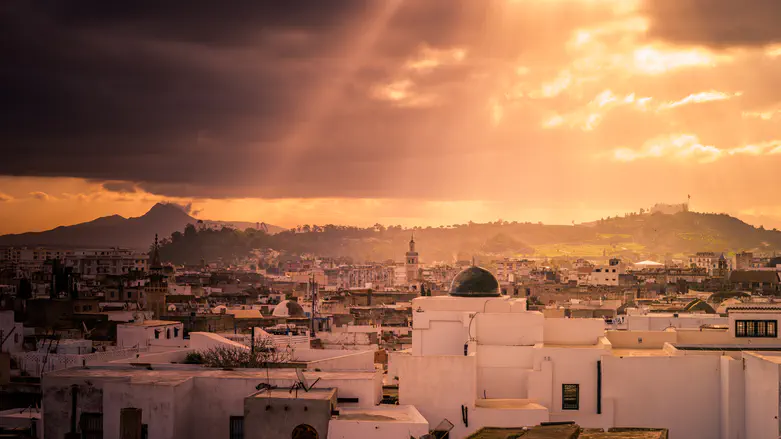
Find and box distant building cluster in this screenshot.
[3,234,781,438]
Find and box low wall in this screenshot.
[605,330,677,349]
[304,350,375,372]
[14,348,145,377]
[544,318,605,345]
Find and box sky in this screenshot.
[2,0,781,234]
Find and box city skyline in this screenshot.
[3,1,781,232]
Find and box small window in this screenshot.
[111,291,116,298]
[562,384,579,410]
[154,329,160,339]
[166,328,171,339]
[736,320,777,338]
[127,291,132,299]
[174,327,180,338]
[291,424,318,439]
[229,416,244,439]
[79,413,103,438]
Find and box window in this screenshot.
[562,384,579,410]
[229,416,244,439]
[111,291,115,298]
[79,413,103,439]
[174,327,179,338]
[291,424,318,439]
[154,329,160,339]
[736,320,777,338]
[166,328,171,339]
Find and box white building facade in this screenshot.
[395,265,781,439]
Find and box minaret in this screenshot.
[405,233,419,285]
[145,234,168,319]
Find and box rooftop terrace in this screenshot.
[467,424,668,439]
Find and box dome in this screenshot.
[272,300,305,317]
[449,266,501,297]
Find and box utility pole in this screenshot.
[309,274,317,336]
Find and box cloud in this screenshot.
[101,181,138,193]
[29,191,52,201]
[611,135,781,163]
[0,193,12,202]
[1,0,780,213]
[163,201,194,215]
[657,91,741,110]
[743,107,781,121]
[642,0,781,48]
[0,0,635,200]
[543,90,653,131]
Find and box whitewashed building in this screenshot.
[395,265,781,439]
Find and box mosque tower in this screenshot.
[405,233,419,285]
[145,234,168,319]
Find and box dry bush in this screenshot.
[200,337,293,368]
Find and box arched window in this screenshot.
[291,424,318,439]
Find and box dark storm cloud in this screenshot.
[0,0,614,199]
[101,181,138,193]
[643,0,781,47]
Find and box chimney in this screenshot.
[120,407,143,439]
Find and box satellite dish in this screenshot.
[429,419,454,439]
[296,368,309,389]
[82,322,95,338]
[290,369,321,394]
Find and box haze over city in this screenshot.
[3,0,781,234]
[6,3,781,439]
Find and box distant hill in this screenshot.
[155,211,781,265]
[0,203,283,250]
[3,206,779,263]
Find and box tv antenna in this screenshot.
[82,322,95,338]
[289,368,321,398]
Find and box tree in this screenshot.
[199,337,293,368]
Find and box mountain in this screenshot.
[156,211,781,265]
[0,203,283,250]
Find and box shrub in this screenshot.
[199,337,293,368]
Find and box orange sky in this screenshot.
[2,0,781,234]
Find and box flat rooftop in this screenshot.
[673,344,781,352]
[581,428,668,438]
[44,364,377,386]
[252,388,335,400]
[543,344,604,349]
[468,425,667,439]
[333,405,427,424]
[746,352,781,365]
[476,399,547,410]
[119,320,180,327]
[611,349,669,357]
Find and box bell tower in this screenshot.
[405,233,419,285]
